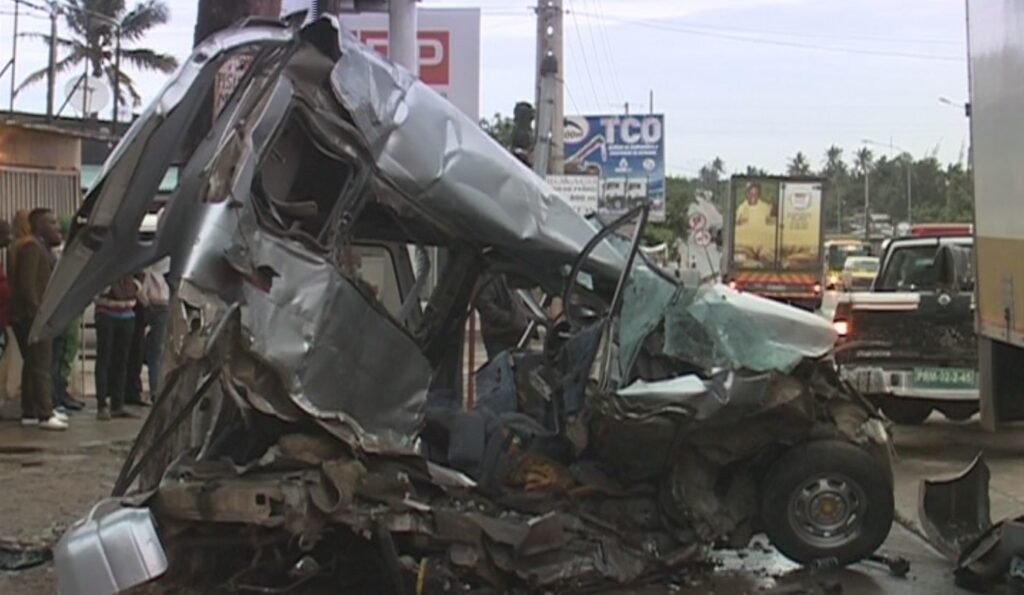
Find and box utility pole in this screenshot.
[533,0,564,175]
[194,0,282,46]
[9,0,19,110]
[46,3,57,119]
[112,23,121,128]
[389,0,418,76]
[863,168,870,242]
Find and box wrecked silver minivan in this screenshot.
[36,15,894,595]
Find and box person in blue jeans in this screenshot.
[94,276,141,420]
[126,258,171,403]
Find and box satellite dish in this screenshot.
[64,74,111,116]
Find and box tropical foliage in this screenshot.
[19,0,178,109]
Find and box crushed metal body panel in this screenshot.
[41,16,893,595]
[920,454,1024,591]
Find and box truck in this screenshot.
[833,234,977,424]
[967,0,1024,429]
[725,175,825,309]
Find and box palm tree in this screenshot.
[787,151,811,176]
[822,145,846,178]
[822,145,847,231]
[854,147,874,233]
[854,147,874,177]
[19,0,178,111]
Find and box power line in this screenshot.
[587,0,626,106]
[573,10,965,62]
[0,0,48,14]
[561,1,603,110]
[640,17,961,46]
[562,75,582,115]
[575,0,614,107]
[0,9,48,20]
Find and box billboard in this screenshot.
[337,9,481,120]
[731,177,822,271]
[733,178,780,269]
[779,181,823,270]
[546,175,600,216]
[563,114,665,221]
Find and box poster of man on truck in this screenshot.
[726,175,825,309]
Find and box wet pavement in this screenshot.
[2,407,1023,593]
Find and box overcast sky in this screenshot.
[0,0,970,175]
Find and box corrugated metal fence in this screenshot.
[0,166,80,218]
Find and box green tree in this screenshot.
[19,0,179,109]
[787,151,811,176]
[696,157,726,204]
[479,113,516,147]
[821,146,848,232]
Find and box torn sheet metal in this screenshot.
[234,229,429,451]
[956,519,1024,589]
[329,21,625,286]
[615,372,776,424]
[920,453,992,561]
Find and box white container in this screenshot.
[55,502,168,595]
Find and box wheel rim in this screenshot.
[788,474,866,549]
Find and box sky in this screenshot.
[0,0,971,176]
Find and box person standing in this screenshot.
[50,215,84,412]
[11,209,66,430]
[142,258,171,400]
[125,258,170,405]
[0,221,12,367]
[94,276,141,420]
[474,272,529,361]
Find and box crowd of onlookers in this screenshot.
[1,208,170,431]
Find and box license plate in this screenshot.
[912,367,977,389]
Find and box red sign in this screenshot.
[688,212,707,230]
[359,30,451,86]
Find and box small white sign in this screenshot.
[548,175,601,216]
[694,229,713,247]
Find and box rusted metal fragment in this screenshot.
[920,453,991,561]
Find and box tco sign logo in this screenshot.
[359,30,451,86]
[564,115,663,145]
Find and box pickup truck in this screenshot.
[833,235,977,424]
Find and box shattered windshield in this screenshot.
[618,265,838,379]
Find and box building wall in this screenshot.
[0,125,81,171]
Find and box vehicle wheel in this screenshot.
[879,400,933,425]
[940,403,979,422]
[761,440,894,566]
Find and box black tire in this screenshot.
[761,440,894,566]
[879,400,933,425]
[940,403,979,422]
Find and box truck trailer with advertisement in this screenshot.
[967,0,1024,429]
[725,175,825,309]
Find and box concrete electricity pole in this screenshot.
[533,0,564,175]
[863,168,870,242]
[46,4,57,119]
[388,0,418,75]
[194,0,282,46]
